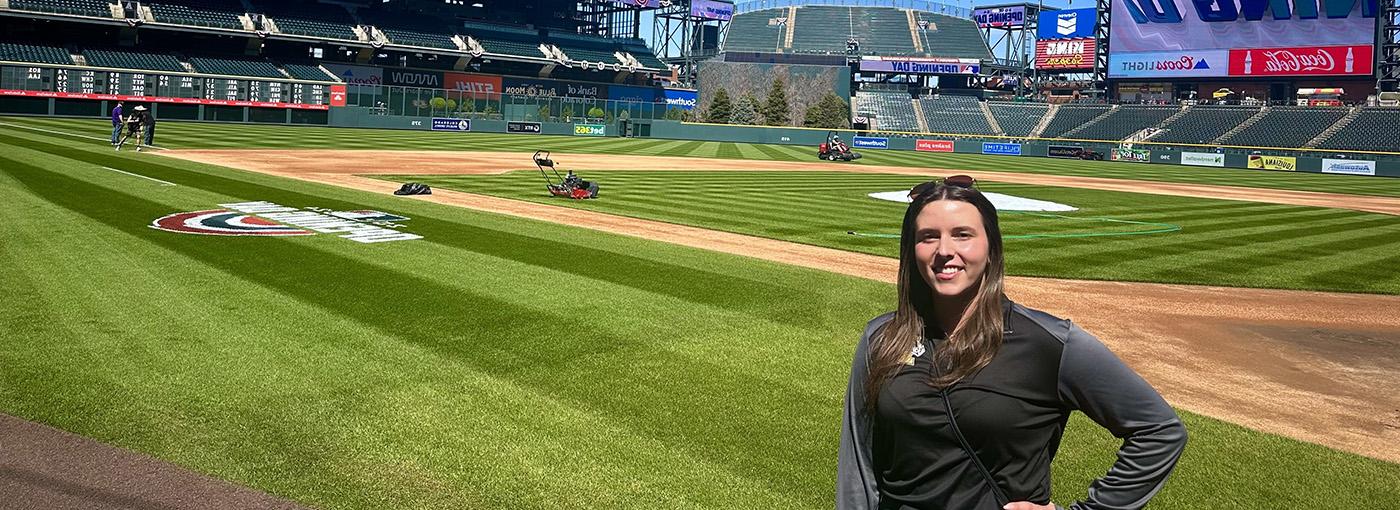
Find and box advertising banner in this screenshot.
[431,118,472,132]
[853,136,889,149]
[1038,8,1096,39]
[1109,0,1378,79]
[385,69,444,88]
[1047,145,1084,158]
[504,77,606,99]
[507,121,542,134]
[974,6,1025,28]
[1227,45,1374,77]
[916,139,955,152]
[1321,158,1376,176]
[1109,49,1229,78]
[1181,151,1226,167]
[329,85,347,107]
[444,72,503,96]
[1247,155,1297,171]
[690,0,734,21]
[574,123,606,136]
[663,89,698,110]
[859,57,980,74]
[1111,148,1151,162]
[608,84,660,103]
[322,63,383,86]
[1036,38,1097,70]
[982,142,1022,156]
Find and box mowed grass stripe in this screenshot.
[3,126,1400,510]
[18,116,1397,198]
[405,170,1400,294]
[0,141,883,506]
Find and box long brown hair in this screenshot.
[865,182,1006,411]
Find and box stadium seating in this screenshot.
[189,56,285,79]
[146,0,245,29]
[0,42,74,65]
[380,28,457,49]
[788,6,849,54]
[8,0,112,17]
[1152,106,1259,144]
[1071,106,1178,141]
[1039,104,1110,138]
[851,7,916,56]
[462,21,540,58]
[619,38,666,69]
[986,102,1047,137]
[856,90,919,132]
[82,48,184,72]
[257,3,359,41]
[721,8,786,53]
[548,33,625,65]
[1219,107,1347,148]
[919,95,994,135]
[281,63,334,81]
[914,11,992,60]
[1314,108,1400,152]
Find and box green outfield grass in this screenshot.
[7,115,1400,198]
[395,170,1400,295]
[2,121,1399,509]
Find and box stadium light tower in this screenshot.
[1380,0,1400,93]
[652,0,732,87]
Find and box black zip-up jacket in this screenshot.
[838,299,1187,509]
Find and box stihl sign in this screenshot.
[1036,38,1096,69]
[1228,45,1373,76]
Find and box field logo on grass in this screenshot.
[150,202,421,243]
[574,123,606,136]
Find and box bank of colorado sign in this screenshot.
[1036,38,1097,70]
[860,57,980,75]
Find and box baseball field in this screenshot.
[1,116,1398,508]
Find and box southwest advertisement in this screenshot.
[1108,0,1377,78]
[853,137,889,149]
[1247,155,1297,171]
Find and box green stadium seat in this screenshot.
[919,95,994,135]
[9,0,113,18]
[1219,107,1347,148]
[189,56,285,79]
[82,48,185,72]
[856,90,919,132]
[1313,108,1400,152]
[986,102,1048,137]
[146,0,246,29]
[1040,104,1110,138]
[1073,106,1178,141]
[1153,106,1259,145]
[0,42,74,65]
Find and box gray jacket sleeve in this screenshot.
[1059,323,1187,510]
[836,314,892,510]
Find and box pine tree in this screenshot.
[762,77,792,126]
[732,94,759,125]
[706,88,733,124]
[803,93,851,129]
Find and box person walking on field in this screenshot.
[838,176,1187,510]
[109,101,124,146]
[115,106,146,151]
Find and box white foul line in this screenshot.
[0,120,168,150]
[100,166,176,186]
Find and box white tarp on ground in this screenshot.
[868,191,1078,212]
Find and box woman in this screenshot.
[838,177,1186,510]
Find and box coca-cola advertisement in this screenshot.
[1228,45,1374,77]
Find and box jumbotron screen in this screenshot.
[1108,0,1378,78]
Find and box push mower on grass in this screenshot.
[534,150,599,199]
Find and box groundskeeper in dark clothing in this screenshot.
[141,109,155,146]
[838,300,1187,510]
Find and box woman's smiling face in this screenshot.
[913,199,990,301]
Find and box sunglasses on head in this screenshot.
[909,175,977,198]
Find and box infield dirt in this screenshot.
[159,148,1400,464]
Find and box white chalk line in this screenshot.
[99,166,177,186]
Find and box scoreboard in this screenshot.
[1,65,330,109]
